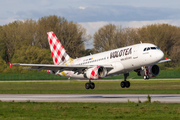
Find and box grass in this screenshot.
[1,69,179,119]
[0,102,180,120]
[104,69,180,79]
[0,80,180,94]
[1,69,180,81]
[0,72,68,81]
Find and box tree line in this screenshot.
[0,15,180,73]
[94,23,180,68]
[0,15,91,72]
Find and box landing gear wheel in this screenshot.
[90,82,95,89]
[85,80,95,89]
[85,83,90,89]
[125,81,130,88]
[120,73,131,88]
[121,81,126,88]
[144,75,149,80]
[121,81,130,88]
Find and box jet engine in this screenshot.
[85,66,107,80]
[136,64,160,79]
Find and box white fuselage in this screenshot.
[56,43,164,79]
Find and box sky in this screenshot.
[1,0,180,48]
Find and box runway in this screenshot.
[0,94,180,103]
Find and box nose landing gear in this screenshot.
[142,66,149,80]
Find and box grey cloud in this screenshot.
[55,5,180,22]
[3,5,180,23]
[0,11,15,19]
[15,10,47,19]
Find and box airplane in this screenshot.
[9,31,171,89]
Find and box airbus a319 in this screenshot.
[9,31,171,89]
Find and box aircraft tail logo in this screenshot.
[47,31,71,65]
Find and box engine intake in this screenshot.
[151,64,160,76]
[136,64,160,79]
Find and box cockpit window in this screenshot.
[151,47,156,50]
[143,46,159,51]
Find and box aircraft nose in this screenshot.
[157,50,164,60]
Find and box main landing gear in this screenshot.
[85,79,95,89]
[85,73,131,89]
[120,73,130,88]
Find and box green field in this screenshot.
[0,80,179,94]
[0,70,180,119]
[0,69,180,81]
[0,102,179,120]
[0,72,69,81]
[0,79,180,119]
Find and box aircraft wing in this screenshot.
[11,63,114,73]
[158,58,171,63]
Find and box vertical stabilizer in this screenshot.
[47,31,71,65]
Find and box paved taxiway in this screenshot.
[0,94,180,103]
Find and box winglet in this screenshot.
[8,62,13,68]
[158,57,171,63]
[165,57,169,63]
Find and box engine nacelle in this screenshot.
[137,64,160,79]
[85,66,107,80]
